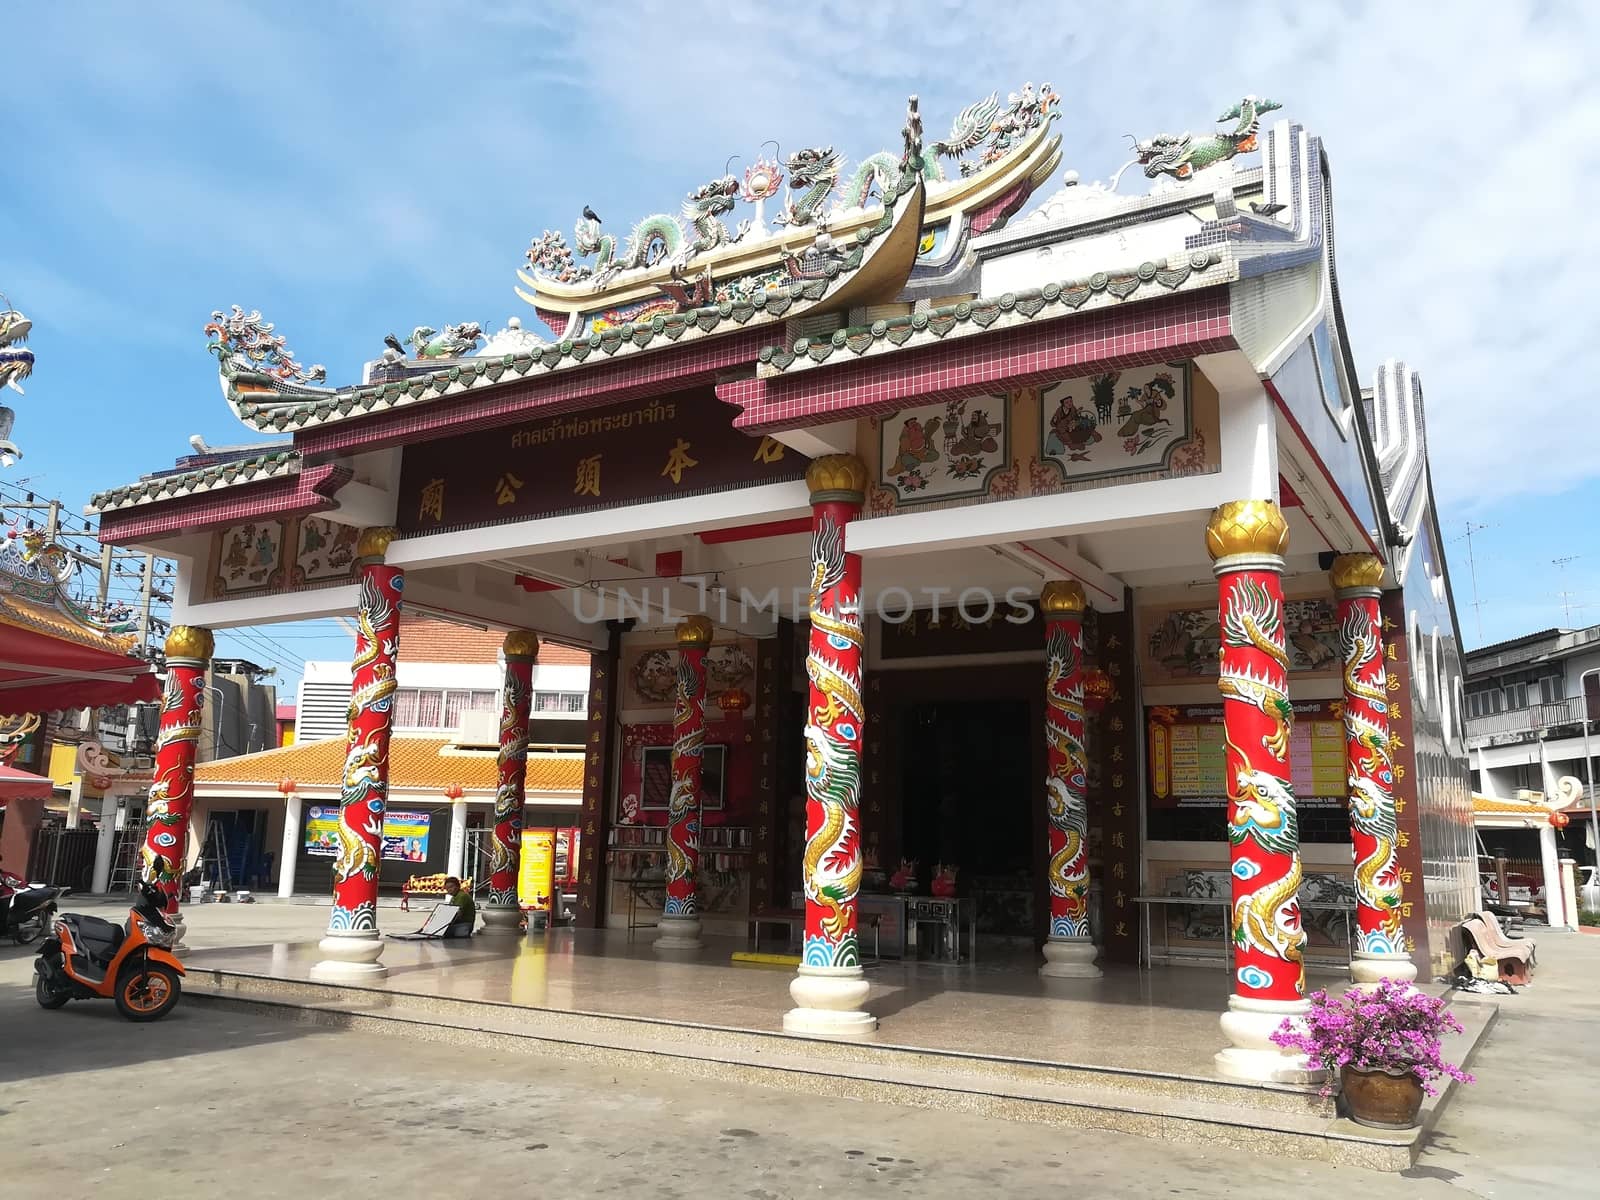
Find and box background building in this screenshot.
[1465,623,1600,809]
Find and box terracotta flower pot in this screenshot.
[1341,1065,1425,1129]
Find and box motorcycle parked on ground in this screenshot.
[1,866,62,945]
[34,871,185,1022]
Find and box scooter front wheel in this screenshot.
[115,964,181,1022]
[35,973,70,1010]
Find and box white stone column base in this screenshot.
[310,932,388,983]
[479,906,522,935]
[170,914,191,959]
[783,964,877,1040]
[654,914,703,952]
[1350,950,1419,989]
[1214,995,1327,1085]
[1039,936,1102,978]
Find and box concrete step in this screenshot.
[178,966,1502,1171]
[184,964,1332,1116]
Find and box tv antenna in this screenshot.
[1452,520,1490,642]
[1554,555,1582,625]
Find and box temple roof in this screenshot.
[194,734,583,796]
[89,449,299,514]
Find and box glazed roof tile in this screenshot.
[755,248,1227,377]
[194,735,583,795]
[88,450,299,514]
[0,590,141,655]
[1471,794,1553,820]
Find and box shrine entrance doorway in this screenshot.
[872,663,1047,945]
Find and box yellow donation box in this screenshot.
[518,829,556,914]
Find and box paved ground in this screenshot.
[1,900,1595,1197]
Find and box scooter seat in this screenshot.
[72,914,124,961]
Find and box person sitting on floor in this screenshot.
[442,876,476,938]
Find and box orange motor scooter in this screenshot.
[34,869,185,1022]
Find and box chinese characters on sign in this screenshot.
[396,389,808,533]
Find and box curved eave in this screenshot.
[518,123,1059,317]
[756,249,1231,379]
[229,180,926,437]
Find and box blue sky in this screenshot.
[5,1,1597,685]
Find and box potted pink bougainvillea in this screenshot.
[1271,978,1474,1128]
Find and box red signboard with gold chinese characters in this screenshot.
[395,388,806,534]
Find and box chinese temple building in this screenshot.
[89,87,1476,1087]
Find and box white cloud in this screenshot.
[540,0,1598,513]
[7,0,1596,641]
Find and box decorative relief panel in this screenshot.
[293,517,361,586]
[1141,594,1342,685]
[864,362,1218,516]
[623,637,758,710]
[873,394,1013,507]
[1036,362,1197,486]
[211,520,286,597]
[207,516,361,600]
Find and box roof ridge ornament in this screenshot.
[1133,95,1283,181]
[521,82,1059,285]
[205,306,326,386]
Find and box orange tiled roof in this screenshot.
[0,592,140,655]
[194,735,583,793]
[1471,794,1552,820]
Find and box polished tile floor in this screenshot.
[189,928,1358,1077]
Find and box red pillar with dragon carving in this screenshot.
[656,615,711,951]
[1331,553,1416,987]
[312,527,403,982]
[1206,501,1321,1083]
[140,625,213,947]
[784,455,876,1039]
[483,630,538,933]
[1038,581,1100,978]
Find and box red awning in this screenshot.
[0,606,160,717]
[0,764,55,800]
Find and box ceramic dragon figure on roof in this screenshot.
[0,307,33,394]
[776,82,1060,222]
[773,146,843,229]
[205,306,326,386]
[678,173,749,261]
[1134,95,1283,181]
[406,322,484,359]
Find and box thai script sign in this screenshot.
[395,389,807,534]
[305,806,432,861]
[518,828,556,913]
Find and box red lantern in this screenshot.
[443,782,465,802]
[1550,809,1570,830]
[1082,668,1114,714]
[717,688,751,715]
[275,777,297,797]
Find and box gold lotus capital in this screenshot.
[1205,500,1289,561]
[1039,580,1088,616]
[676,615,714,648]
[1330,553,1386,592]
[356,526,399,561]
[805,453,868,504]
[503,629,541,660]
[165,625,214,661]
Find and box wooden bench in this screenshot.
[401,874,472,912]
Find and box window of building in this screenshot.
[534,691,586,713]
[1539,675,1565,704]
[394,688,495,729]
[1506,682,1529,711]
